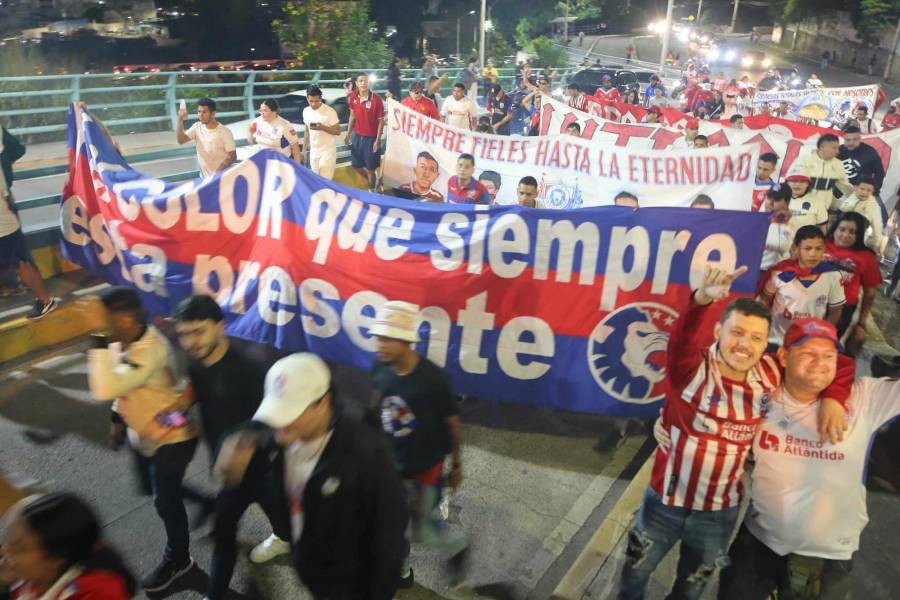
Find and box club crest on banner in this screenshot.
[538,174,583,209]
[587,303,678,404]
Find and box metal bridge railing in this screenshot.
[6,64,579,239]
[0,65,580,141]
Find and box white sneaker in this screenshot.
[249,534,291,564]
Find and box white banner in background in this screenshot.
[753,85,880,121]
[383,99,759,210]
[539,95,900,215]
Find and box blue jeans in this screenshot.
[401,478,467,575]
[133,439,201,563]
[618,488,739,600]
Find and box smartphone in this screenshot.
[155,410,188,428]
[179,99,187,112]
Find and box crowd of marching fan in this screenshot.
[2,50,900,600]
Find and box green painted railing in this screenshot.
[0,66,577,139]
[4,64,578,240]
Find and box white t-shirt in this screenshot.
[302,104,340,158]
[761,223,792,270]
[788,196,828,234]
[765,270,845,344]
[252,115,298,157]
[746,378,900,559]
[186,121,236,177]
[442,95,478,130]
[284,431,333,543]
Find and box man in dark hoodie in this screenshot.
[838,125,887,222]
[215,353,407,600]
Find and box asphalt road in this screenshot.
[0,340,651,600]
[579,32,900,107]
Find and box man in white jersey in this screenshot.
[442,83,478,130]
[760,226,845,347]
[175,97,236,177]
[301,85,340,179]
[247,99,301,163]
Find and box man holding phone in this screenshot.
[301,86,340,180]
[175,98,236,177]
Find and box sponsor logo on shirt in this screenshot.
[759,431,846,460]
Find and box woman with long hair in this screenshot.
[825,211,883,346]
[623,89,641,105]
[1,493,136,599]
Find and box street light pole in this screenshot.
[456,17,460,58]
[885,17,900,82]
[660,0,674,71]
[730,0,741,33]
[696,0,703,23]
[478,0,486,68]
[564,0,569,43]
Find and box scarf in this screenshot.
[772,258,843,283]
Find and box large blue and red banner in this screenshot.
[61,104,771,416]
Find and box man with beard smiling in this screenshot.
[618,266,850,600]
[172,295,292,600]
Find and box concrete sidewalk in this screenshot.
[16,130,183,171]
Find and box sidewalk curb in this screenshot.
[550,457,652,599]
[0,301,93,364]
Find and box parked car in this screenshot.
[567,68,640,97]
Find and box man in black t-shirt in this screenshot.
[369,300,469,586]
[172,295,292,600]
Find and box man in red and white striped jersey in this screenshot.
[565,83,601,115]
[619,266,851,600]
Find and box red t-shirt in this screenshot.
[401,95,440,120]
[882,112,900,130]
[12,571,131,600]
[348,91,386,137]
[824,240,882,306]
[593,87,620,103]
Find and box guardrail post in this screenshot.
[244,71,257,120]
[166,73,177,128]
[310,70,321,85]
[69,75,81,104]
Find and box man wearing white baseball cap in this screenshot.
[215,353,407,600]
[369,301,469,586]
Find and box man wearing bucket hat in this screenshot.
[215,353,407,600]
[369,301,470,586]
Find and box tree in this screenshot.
[528,36,569,69]
[486,31,515,64]
[857,0,900,44]
[274,0,393,69]
[514,18,537,49]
